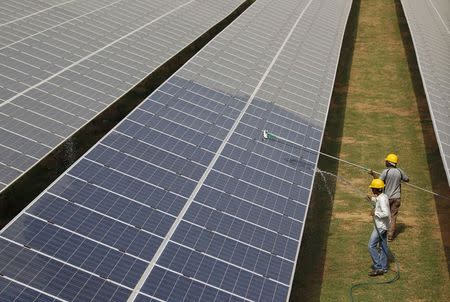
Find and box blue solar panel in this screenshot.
[0,276,58,302]
[0,0,353,300]
[0,238,131,301]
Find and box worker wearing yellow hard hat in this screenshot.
[367,178,390,276]
[369,153,409,241]
[369,178,385,189]
[385,153,398,165]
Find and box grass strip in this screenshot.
[292,0,450,300]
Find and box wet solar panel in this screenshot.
[0,0,352,301]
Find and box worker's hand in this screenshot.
[370,209,375,217]
[368,169,376,177]
[366,195,372,203]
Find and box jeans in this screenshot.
[368,227,388,271]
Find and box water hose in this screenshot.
[316,169,400,301]
[261,129,447,300]
[348,213,400,301]
[262,130,449,200]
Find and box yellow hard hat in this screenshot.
[369,178,385,189]
[385,153,398,164]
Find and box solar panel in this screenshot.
[0,0,247,193]
[0,0,72,25]
[400,0,450,185]
[0,0,352,301]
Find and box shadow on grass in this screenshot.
[394,0,450,273]
[396,222,407,237]
[289,0,361,300]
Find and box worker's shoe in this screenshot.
[368,269,385,277]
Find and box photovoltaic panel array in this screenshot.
[401,0,450,185]
[0,0,352,301]
[0,0,247,193]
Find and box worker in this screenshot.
[369,153,409,241]
[367,178,391,276]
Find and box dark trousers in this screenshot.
[388,198,401,239]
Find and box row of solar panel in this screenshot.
[1,0,190,47]
[0,0,247,192]
[101,0,346,299]
[0,90,303,299]
[0,243,274,302]
[3,208,294,289]
[400,0,450,185]
[1,0,67,24]
[0,0,353,301]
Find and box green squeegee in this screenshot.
[262,129,278,140]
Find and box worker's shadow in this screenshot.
[396,223,407,237]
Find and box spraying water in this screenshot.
[315,168,368,200]
[262,129,449,200]
[315,168,334,200]
[262,130,402,300]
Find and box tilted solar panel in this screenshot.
[401,0,450,185]
[0,0,247,192]
[0,0,352,301]
[0,0,73,25]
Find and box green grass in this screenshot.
[291,0,450,300]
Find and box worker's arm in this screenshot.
[399,168,409,182]
[368,169,378,178]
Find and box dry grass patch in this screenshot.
[352,102,414,116]
[341,136,358,144]
[333,211,369,223]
